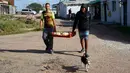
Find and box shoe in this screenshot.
[79,48,85,53]
[45,48,49,53]
[45,48,48,51]
[49,49,54,54]
[85,53,89,58]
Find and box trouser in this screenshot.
[42,28,54,50]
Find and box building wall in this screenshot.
[9,0,14,6]
[89,6,95,19]
[0,4,9,14]
[58,2,81,18]
[0,5,15,14]
[67,5,80,14]
[0,0,14,6]
[0,0,15,14]
[120,0,129,26]
[59,2,67,18]
[127,0,130,26]
[121,3,124,26]
[107,0,120,23]
[101,0,120,24]
[101,1,104,22]
[9,5,15,14]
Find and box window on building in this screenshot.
[112,1,116,12]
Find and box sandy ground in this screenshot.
[0,19,130,73]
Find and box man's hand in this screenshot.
[72,29,75,33]
[72,28,76,35]
[54,26,56,32]
[40,27,43,30]
[52,19,56,32]
[40,20,43,30]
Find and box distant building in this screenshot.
[0,0,15,14]
[52,4,57,15]
[120,0,129,26]
[88,0,101,20]
[8,0,14,6]
[57,0,90,18]
[100,0,129,26]
[100,0,121,24]
[127,0,130,26]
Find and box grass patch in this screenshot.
[0,15,41,35]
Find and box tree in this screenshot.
[26,3,43,13]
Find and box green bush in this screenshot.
[0,15,14,20]
[0,20,26,34]
[0,15,40,35]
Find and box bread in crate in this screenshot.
[52,31,76,38]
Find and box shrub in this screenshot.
[0,15,40,35]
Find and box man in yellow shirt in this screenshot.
[40,3,56,54]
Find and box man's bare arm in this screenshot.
[52,19,56,32]
[40,20,43,30]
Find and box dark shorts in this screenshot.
[79,31,89,39]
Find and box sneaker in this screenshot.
[85,53,89,58]
[45,48,50,53]
[45,48,48,51]
[79,48,85,53]
[49,49,54,54]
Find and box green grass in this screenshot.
[0,15,41,35]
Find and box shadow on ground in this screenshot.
[62,65,79,72]
[90,23,130,44]
[59,19,130,44]
[0,49,80,57]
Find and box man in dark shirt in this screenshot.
[68,8,72,20]
[72,4,91,58]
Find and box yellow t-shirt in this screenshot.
[41,11,55,27]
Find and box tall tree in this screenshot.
[26,3,43,13]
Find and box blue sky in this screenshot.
[15,0,59,11]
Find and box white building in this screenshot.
[100,0,129,26]
[100,0,121,24]
[120,0,129,26]
[88,0,101,20]
[0,0,15,14]
[127,0,130,26]
[57,0,90,18]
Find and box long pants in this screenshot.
[42,28,54,50]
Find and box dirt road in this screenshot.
[0,19,130,73]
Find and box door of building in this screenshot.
[123,2,127,26]
[104,3,107,22]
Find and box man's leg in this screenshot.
[84,39,88,53]
[84,38,89,58]
[48,33,54,54]
[84,31,90,57]
[79,38,85,53]
[42,31,49,51]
